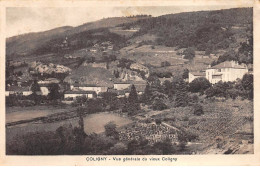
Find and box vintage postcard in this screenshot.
[0,0,260,166]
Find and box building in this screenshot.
[188,72,206,83]
[5,86,32,96]
[38,78,60,84]
[64,90,96,99]
[39,84,50,96]
[206,60,248,84]
[113,82,132,90]
[70,84,108,94]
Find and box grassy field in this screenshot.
[119,45,186,67]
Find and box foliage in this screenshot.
[193,104,204,116]
[241,74,253,99]
[104,122,119,140]
[205,75,253,100]
[123,85,140,115]
[162,80,175,98]
[48,83,61,100]
[117,58,134,69]
[183,47,195,60]
[147,74,161,91]
[161,61,171,67]
[189,77,211,94]
[150,72,172,78]
[152,97,168,110]
[182,68,189,79]
[174,78,189,107]
[142,83,152,104]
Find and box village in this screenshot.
[5,7,254,155]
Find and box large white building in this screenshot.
[206,60,248,84]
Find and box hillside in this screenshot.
[120,7,252,51]
[6,16,150,58]
[6,26,73,57]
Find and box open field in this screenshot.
[119,45,186,67]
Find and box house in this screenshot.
[6,86,32,96]
[38,78,60,84]
[64,90,96,99]
[113,82,132,90]
[188,72,206,83]
[39,84,50,96]
[70,84,108,94]
[206,60,248,84]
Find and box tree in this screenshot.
[142,83,152,104]
[174,78,189,107]
[128,85,138,103]
[183,47,195,61]
[31,80,41,105]
[113,70,120,78]
[31,80,40,94]
[182,69,189,79]
[104,122,119,140]
[162,80,174,98]
[241,74,253,99]
[48,83,60,100]
[152,97,168,110]
[193,104,204,116]
[77,107,85,132]
[189,77,211,94]
[153,139,175,155]
[124,85,140,115]
[147,75,161,91]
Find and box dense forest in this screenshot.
[119,8,252,51]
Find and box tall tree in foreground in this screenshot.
[124,85,140,115]
[174,78,189,107]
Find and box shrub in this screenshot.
[193,104,204,116]
[152,97,168,110]
[155,118,162,125]
[189,77,211,94]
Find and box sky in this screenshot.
[6,5,251,38]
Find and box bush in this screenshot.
[152,97,168,110]
[155,118,162,125]
[189,77,211,94]
[188,94,199,105]
[193,104,204,116]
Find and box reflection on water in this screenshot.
[83,112,132,134]
[6,112,132,142]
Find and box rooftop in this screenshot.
[6,86,31,92]
[210,61,247,69]
[64,90,96,94]
[190,72,206,76]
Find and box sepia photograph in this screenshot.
[1,0,259,166]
